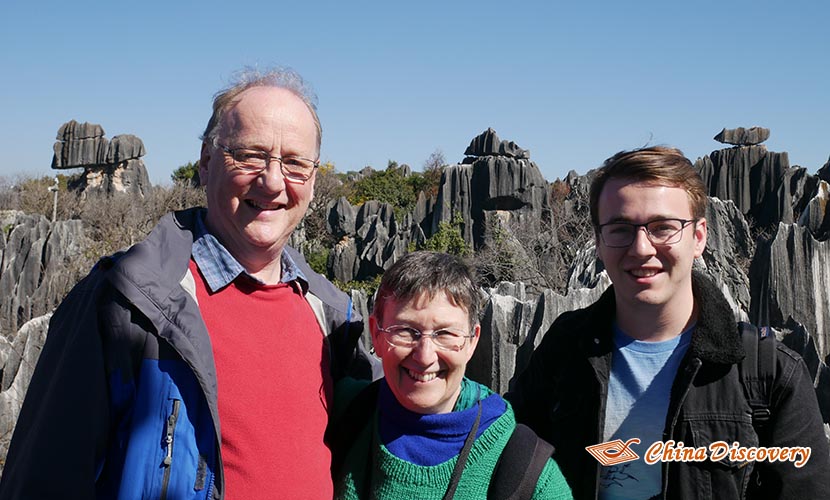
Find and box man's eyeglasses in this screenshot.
[597,218,698,248]
[377,324,475,352]
[217,143,319,182]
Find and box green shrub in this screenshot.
[422,212,470,256]
[303,245,330,276]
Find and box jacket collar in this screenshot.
[687,270,743,364]
[105,208,201,314]
[580,270,743,365]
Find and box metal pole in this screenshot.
[48,177,59,222]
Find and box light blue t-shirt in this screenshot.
[598,324,693,500]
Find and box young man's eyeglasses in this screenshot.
[597,218,698,248]
[217,144,319,182]
[377,324,475,352]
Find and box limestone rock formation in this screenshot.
[331,237,359,283]
[798,181,830,241]
[0,213,89,335]
[326,130,552,284]
[468,283,608,393]
[431,164,475,244]
[464,128,530,159]
[349,289,375,355]
[397,163,412,177]
[327,197,357,239]
[412,190,434,237]
[51,121,108,168]
[479,156,547,247]
[51,120,151,197]
[435,130,549,250]
[287,223,307,252]
[567,243,608,290]
[0,313,52,461]
[354,200,396,279]
[714,126,771,146]
[700,197,753,312]
[326,198,428,284]
[818,157,830,184]
[325,199,420,283]
[105,134,146,164]
[695,141,817,227]
[750,222,830,362]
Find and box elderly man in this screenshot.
[0,68,377,499]
[507,146,829,499]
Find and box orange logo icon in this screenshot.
[586,438,641,466]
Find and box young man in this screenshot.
[507,147,829,499]
[0,68,378,499]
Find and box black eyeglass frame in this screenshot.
[596,218,699,248]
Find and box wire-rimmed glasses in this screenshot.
[377,324,475,352]
[217,143,319,182]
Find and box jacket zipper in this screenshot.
[661,358,702,499]
[589,349,611,499]
[207,466,217,499]
[160,399,181,500]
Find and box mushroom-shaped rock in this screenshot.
[714,127,770,146]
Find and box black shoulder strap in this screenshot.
[738,322,777,429]
[326,379,382,476]
[488,423,555,500]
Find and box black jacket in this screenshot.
[507,272,830,499]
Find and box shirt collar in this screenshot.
[191,211,308,292]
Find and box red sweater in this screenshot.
[190,260,333,499]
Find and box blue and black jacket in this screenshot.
[0,208,379,499]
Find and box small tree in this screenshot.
[348,162,418,216]
[171,161,200,187]
[421,149,447,198]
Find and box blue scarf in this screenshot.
[377,378,507,466]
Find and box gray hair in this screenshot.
[373,251,481,330]
[200,66,322,154]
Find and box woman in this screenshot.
[332,251,572,499]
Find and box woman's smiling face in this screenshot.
[370,291,480,414]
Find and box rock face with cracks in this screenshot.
[0,212,88,335]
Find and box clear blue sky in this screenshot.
[1,0,827,185]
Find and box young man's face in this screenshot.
[596,178,707,315]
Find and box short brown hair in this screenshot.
[589,146,707,226]
[373,251,480,330]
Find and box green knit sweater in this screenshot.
[333,379,572,500]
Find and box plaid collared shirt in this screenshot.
[191,212,307,293]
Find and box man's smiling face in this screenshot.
[200,86,317,269]
[596,178,707,314]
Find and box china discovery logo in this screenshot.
[585,438,641,466]
[586,438,811,468]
